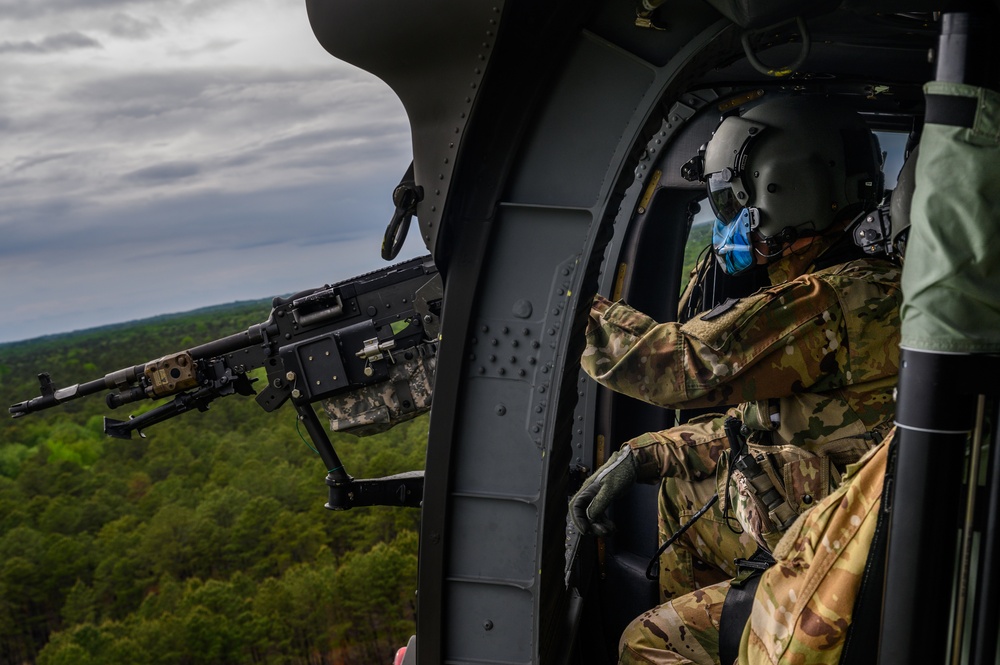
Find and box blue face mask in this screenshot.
[712,207,755,275]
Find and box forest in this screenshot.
[0,302,425,665]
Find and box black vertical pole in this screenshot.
[879,350,977,664]
[970,400,1000,665]
[878,10,999,663]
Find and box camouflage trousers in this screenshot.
[624,418,750,663]
[652,416,755,602]
[622,433,893,665]
[741,434,890,664]
[657,475,755,602]
[619,580,730,664]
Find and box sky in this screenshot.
[0,0,421,344]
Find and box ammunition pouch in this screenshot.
[722,420,887,551]
[323,341,437,436]
[724,442,799,550]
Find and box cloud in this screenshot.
[0,0,240,22]
[108,12,164,40]
[125,161,202,183]
[0,156,413,296]
[167,38,242,58]
[0,177,426,344]
[10,152,77,174]
[0,0,414,344]
[3,68,408,220]
[0,31,103,54]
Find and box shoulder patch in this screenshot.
[701,297,740,321]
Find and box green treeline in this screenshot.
[0,303,424,665]
[681,221,712,288]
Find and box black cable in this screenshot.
[645,493,719,581]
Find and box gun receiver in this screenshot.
[9,255,441,510]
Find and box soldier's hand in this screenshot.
[570,446,638,536]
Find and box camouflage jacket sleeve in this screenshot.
[581,259,901,411]
[625,413,734,482]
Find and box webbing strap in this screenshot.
[925,93,977,128]
[719,548,775,665]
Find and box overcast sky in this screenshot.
[0,0,420,344]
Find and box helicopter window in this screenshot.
[681,203,714,286]
[875,130,911,191]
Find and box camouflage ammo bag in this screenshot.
[323,341,437,437]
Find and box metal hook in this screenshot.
[382,161,424,260]
[741,16,811,78]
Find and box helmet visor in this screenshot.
[707,172,744,225]
[712,207,755,275]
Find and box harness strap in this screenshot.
[719,547,776,665]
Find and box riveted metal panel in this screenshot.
[444,583,534,664]
[424,24,706,662]
[415,5,734,663]
[505,34,656,207]
[449,380,543,499]
[447,498,538,586]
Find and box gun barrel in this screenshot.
[187,321,274,359]
[10,374,123,417]
[9,321,275,419]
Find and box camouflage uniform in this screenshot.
[582,234,901,663]
[648,260,760,602]
[620,434,890,665]
[651,414,756,602]
[739,80,1000,665]
[739,430,891,665]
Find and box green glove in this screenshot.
[570,446,638,536]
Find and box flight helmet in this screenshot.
[693,96,884,274]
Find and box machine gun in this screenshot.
[9,255,442,511]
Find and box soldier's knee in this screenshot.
[618,612,662,664]
[619,613,647,657]
[619,641,659,665]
